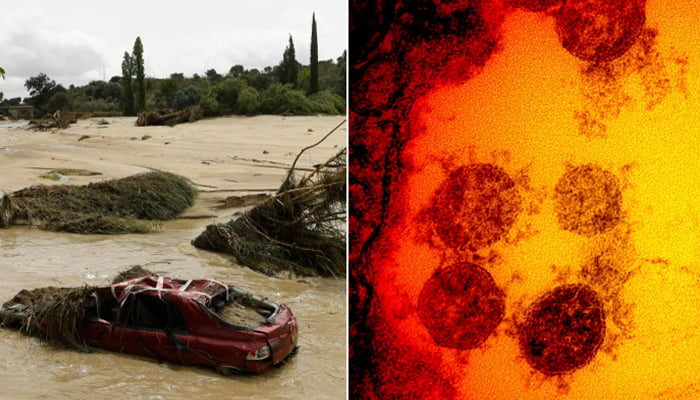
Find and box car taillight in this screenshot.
[245,345,271,361]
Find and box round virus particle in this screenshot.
[555,0,646,62]
[553,164,622,236]
[518,284,605,375]
[418,262,506,349]
[427,163,522,251]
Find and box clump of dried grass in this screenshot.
[215,193,271,210]
[216,299,267,328]
[111,265,157,284]
[0,286,94,351]
[193,121,346,277]
[0,265,158,350]
[0,171,196,233]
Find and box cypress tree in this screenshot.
[133,37,146,112]
[120,52,135,115]
[309,13,319,95]
[278,35,298,88]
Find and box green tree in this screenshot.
[236,87,260,115]
[309,13,319,95]
[133,37,146,112]
[206,68,223,83]
[46,90,70,113]
[0,66,5,79]
[213,77,247,114]
[198,94,219,117]
[85,80,122,101]
[157,78,178,107]
[171,85,202,110]
[120,51,135,115]
[337,50,346,98]
[260,83,311,115]
[228,65,244,78]
[25,73,60,112]
[244,68,272,91]
[278,35,298,88]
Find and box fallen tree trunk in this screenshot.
[136,106,202,127]
[192,121,347,277]
[28,110,77,130]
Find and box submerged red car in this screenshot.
[4,275,299,375]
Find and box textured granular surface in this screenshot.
[509,0,562,12]
[418,262,506,349]
[553,164,622,236]
[518,284,606,375]
[555,0,646,62]
[425,163,522,251]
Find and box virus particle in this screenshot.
[553,164,622,236]
[418,262,506,349]
[424,163,522,251]
[554,0,646,63]
[518,284,606,375]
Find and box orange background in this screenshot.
[372,0,700,398]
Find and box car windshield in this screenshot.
[117,293,189,334]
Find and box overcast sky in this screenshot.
[0,1,348,100]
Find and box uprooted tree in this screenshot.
[136,106,202,126]
[192,121,346,278]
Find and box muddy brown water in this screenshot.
[0,220,346,399]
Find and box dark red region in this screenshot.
[349,0,508,398]
[349,1,395,67]
[553,164,622,236]
[507,0,562,12]
[418,262,506,349]
[396,0,504,88]
[370,317,460,400]
[555,0,646,62]
[518,284,605,375]
[424,163,522,251]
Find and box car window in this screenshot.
[119,293,189,334]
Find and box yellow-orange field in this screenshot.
[373,0,700,398]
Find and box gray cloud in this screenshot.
[3,32,104,78]
[0,29,106,98]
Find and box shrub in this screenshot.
[171,85,202,110]
[199,94,220,117]
[213,77,247,114]
[74,99,121,113]
[236,87,260,115]
[259,83,313,115]
[308,90,346,115]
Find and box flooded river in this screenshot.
[0,115,347,399]
[0,223,346,400]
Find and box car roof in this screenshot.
[96,276,229,305]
